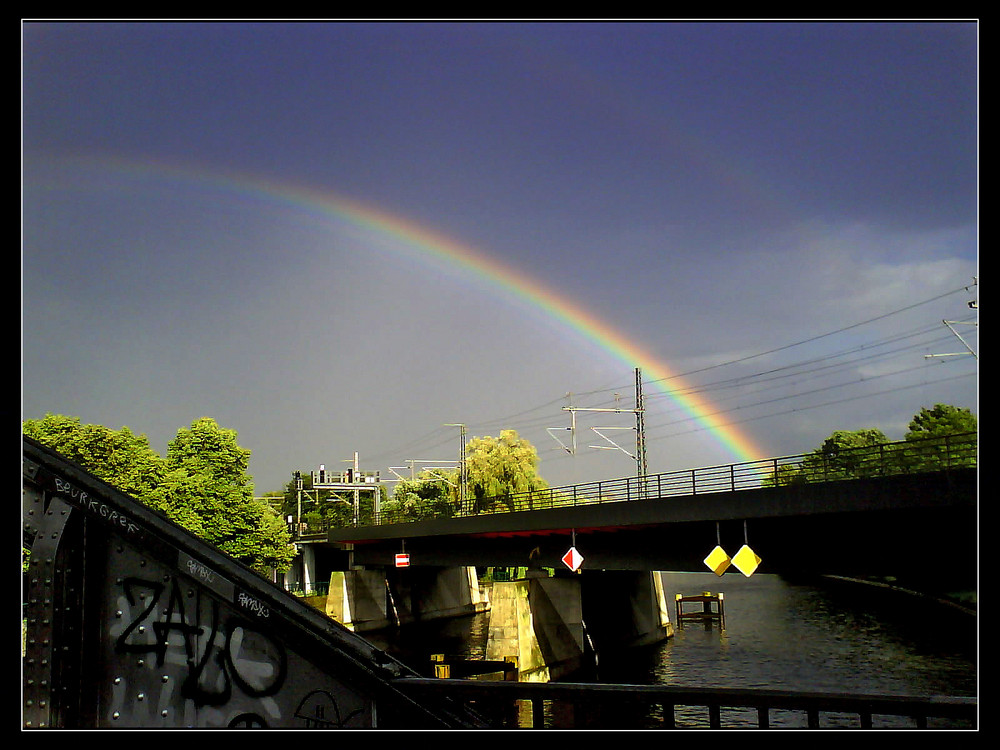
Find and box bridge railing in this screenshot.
[395,677,977,729]
[311,432,976,531]
[446,431,977,518]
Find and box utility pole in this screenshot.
[559,368,648,481]
[445,424,467,512]
[635,367,647,481]
[345,452,360,527]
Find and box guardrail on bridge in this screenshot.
[299,432,977,533]
[396,678,977,729]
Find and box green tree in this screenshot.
[279,472,387,531]
[902,404,977,470]
[23,414,296,576]
[794,428,890,481]
[466,429,548,513]
[379,430,550,521]
[384,471,457,523]
[151,417,296,575]
[905,403,977,440]
[22,413,164,498]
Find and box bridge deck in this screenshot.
[322,434,976,580]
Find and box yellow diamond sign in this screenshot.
[703,545,732,576]
[732,544,761,577]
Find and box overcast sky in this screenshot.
[22,21,978,494]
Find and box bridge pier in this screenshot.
[582,570,673,651]
[486,571,672,682]
[325,566,489,632]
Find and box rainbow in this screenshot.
[28,155,768,463]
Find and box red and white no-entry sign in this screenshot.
[395,553,410,568]
[561,546,584,572]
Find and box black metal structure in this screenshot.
[22,437,485,729]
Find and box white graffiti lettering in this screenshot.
[238,592,271,619]
[186,558,217,584]
[53,477,139,534]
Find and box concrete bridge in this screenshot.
[323,465,976,580]
[295,434,975,682]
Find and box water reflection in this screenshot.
[367,572,976,727]
[598,572,976,700]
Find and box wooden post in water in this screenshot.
[675,591,725,630]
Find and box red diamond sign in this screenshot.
[561,546,584,572]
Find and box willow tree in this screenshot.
[466,429,548,513]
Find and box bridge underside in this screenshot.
[329,470,977,592]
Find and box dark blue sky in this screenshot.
[22,21,978,492]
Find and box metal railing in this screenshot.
[396,677,977,729]
[305,432,976,532]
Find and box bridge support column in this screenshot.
[580,570,673,652]
[486,577,586,682]
[325,567,488,632]
[301,543,316,593]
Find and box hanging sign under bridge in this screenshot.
[395,553,410,568]
[561,546,584,572]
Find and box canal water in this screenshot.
[366,572,977,728]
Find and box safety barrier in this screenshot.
[306,432,977,531]
[395,678,977,729]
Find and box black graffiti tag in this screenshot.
[115,576,286,708]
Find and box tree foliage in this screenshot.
[763,403,977,485]
[277,471,385,531]
[901,404,978,471]
[378,429,549,523]
[22,414,164,498]
[905,403,977,440]
[22,414,296,575]
[465,429,548,513]
[382,471,456,523]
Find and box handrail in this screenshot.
[301,432,977,533]
[395,677,977,729]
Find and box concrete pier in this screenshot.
[486,571,673,682]
[325,566,489,632]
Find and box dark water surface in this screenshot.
[367,572,977,728]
